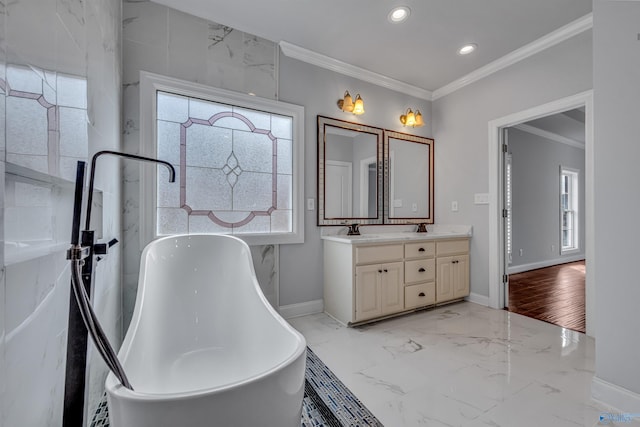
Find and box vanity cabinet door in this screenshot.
[436,255,469,303]
[436,257,454,302]
[453,255,470,299]
[355,262,404,321]
[380,262,404,315]
[355,265,383,322]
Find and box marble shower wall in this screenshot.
[0,0,6,421]
[1,0,122,425]
[122,0,278,328]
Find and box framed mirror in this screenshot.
[384,130,434,224]
[317,116,384,226]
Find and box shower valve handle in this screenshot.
[93,238,119,256]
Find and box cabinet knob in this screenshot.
[418,292,426,297]
[378,269,383,273]
[383,269,388,273]
[419,268,426,272]
[418,247,425,252]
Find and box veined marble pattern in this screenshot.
[121,0,279,330]
[289,302,640,427]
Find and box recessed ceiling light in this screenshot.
[388,6,410,23]
[458,44,477,55]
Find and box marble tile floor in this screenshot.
[288,302,639,427]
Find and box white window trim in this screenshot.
[139,71,305,246]
[560,166,580,255]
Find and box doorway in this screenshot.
[487,91,595,337]
[503,110,586,332]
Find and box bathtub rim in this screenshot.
[106,339,306,401]
[106,233,307,401]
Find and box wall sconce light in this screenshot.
[337,91,365,115]
[399,108,424,127]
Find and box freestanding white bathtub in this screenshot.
[106,234,306,427]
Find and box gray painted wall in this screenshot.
[278,53,432,305]
[508,127,585,270]
[432,30,592,299]
[593,0,640,398]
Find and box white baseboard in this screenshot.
[592,377,640,413]
[279,299,324,319]
[508,254,585,275]
[465,292,490,306]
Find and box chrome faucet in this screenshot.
[416,223,428,233]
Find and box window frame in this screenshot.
[139,71,305,246]
[559,166,579,254]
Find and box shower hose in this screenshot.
[69,257,133,390]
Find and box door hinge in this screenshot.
[503,274,508,283]
[502,208,508,218]
[502,143,508,153]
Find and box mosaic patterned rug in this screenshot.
[90,347,382,427]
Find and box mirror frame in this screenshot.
[317,116,384,226]
[383,130,435,225]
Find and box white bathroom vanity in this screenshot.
[322,226,472,326]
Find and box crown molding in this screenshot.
[514,123,585,150]
[432,13,593,100]
[279,41,433,101]
[279,13,592,103]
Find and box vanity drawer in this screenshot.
[436,239,469,256]
[405,259,435,283]
[405,241,435,259]
[405,282,436,309]
[355,244,403,265]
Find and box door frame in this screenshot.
[325,159,353,217]
[487,90,595,337]
[359,155,377,216]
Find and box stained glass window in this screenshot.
[155,90,298,239]
[2,64,87,181]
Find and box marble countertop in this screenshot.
[321,225,472,244]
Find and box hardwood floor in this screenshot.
[508,261,585,333]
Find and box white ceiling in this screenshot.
[516,108,586,149]
[152,0,592,92]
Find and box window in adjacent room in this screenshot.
[140,72,304,245]
[560,167,579,253]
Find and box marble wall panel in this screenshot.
[4,253,70,427]
[0,160,5,426]
[2,0,122,425]
[122,0,278,327]
[83,0,123,419]
[1,5,8,421]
